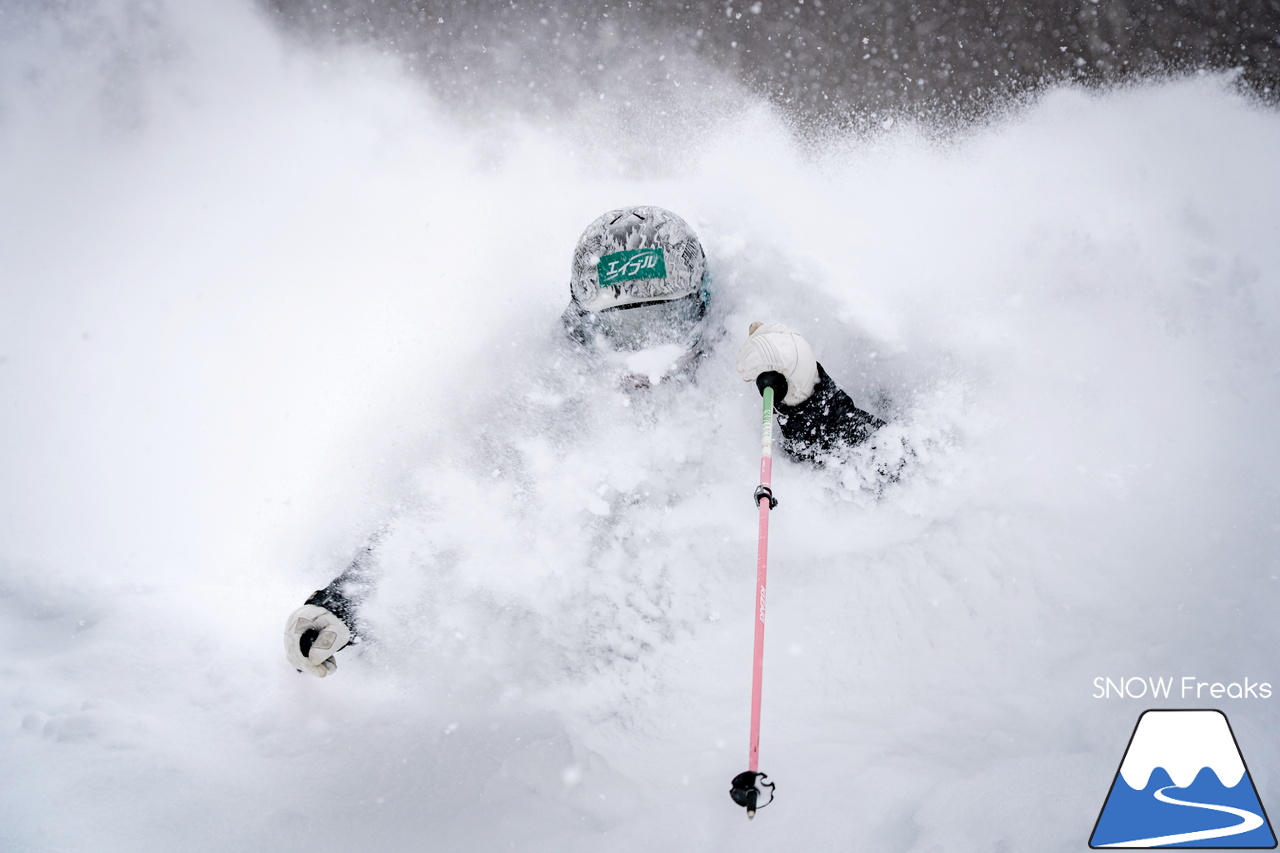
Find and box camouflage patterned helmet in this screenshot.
[569,206,707,312]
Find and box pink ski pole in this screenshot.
[730,371,785,818]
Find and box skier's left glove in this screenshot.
[284,604,352,678]
[735,321,819,406]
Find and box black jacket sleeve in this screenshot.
[774,363,885,461]
[303,543,377,638]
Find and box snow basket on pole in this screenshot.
[730,770,776,818]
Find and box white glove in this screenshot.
[735,321,819,406]
[284,604,352,678]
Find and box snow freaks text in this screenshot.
[1093,677,1273,700]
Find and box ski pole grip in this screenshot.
[756,370,788,402]
[298,627,321,657]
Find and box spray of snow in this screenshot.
[619,343,689,384]
[3,1,1280,851]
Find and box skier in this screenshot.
[284,205,886,677]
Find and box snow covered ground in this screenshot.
[3,2,1280,850]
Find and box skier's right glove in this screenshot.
[735,321,819,406]
[284,604,352,678]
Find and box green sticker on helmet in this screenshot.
[597,248,666,286]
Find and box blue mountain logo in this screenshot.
[1091,709,1276,848]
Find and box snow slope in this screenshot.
[3,2,1280,851]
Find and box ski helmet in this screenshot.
[564,205,709,352]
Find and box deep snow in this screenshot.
[3,2,1280,851]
